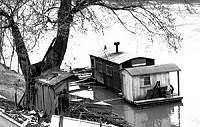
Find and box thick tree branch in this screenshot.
[94,2,141,11]
[72,0,141,14]
[72,0,101,13]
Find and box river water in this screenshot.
[75,2,200,127]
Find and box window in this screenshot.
[140,75,151,86]
[132,59,146,67]
[97,62,102,72]
[106,65,112,76]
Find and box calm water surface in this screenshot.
[93,87,182,127]
[92,2,200,127]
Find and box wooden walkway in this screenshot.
[103,98,124,102]
[0,109,22,127]
[50,115,118,127]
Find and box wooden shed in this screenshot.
[90,47,154,92]
[34,71,78,116]
[121,63,183,106]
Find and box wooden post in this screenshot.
[178,105,180,127]
[14,82,18,109]
[177,71,180,96]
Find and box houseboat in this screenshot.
[90,42,154,92]
[120,63,183,107]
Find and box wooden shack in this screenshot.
[90,44,154,92]
[34,71,78,116]
[120,63,183,106]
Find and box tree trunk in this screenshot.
[8,17,33,108]
[42,0,73,72]
[16,0,73,110]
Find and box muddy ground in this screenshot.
[0,64,25,109]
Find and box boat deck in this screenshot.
[134,95,183,107]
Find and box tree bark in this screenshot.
[42,0,73,73]
[8,17,34,109]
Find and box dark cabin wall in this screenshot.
[121,59,132,68]
[90,56,95,78]
[107,62,121,92]
[100,59,121,92]
[90,56,121,92]
[146,59,155,65]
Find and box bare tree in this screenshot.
[0,0,183,110]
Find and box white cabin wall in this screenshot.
[121,71,134,102]
[121,71,170,102]
[132,76,141,100]
[133,73,170,100]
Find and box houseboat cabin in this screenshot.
[121,63,183,106]
[90,43,154,92]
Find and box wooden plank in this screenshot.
[102,98,124,102]
[37,83,44,111]
[134,96,183,106]
[35,83,39,111]
[177,71,180,95]
[0,111,22,127]
[50,115,118,127]
[48,87,55,115]
[84,103,112,115]
[44,86,51,115]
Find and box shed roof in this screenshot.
[91,50,153,64]
[123,63,181,76]
[36,71,77,86]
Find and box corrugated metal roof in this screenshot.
[123,63,181,76]
[36,71,75,86]
[91,50,144,64]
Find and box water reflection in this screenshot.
[92,87,183,127]
[114,102,182,127]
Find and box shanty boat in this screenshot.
[120,63,183,107]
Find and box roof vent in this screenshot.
[114,42,120,53]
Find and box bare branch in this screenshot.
[128,10,152,34]
[44,6,59,14]
[12,0,30,17]
[46,16,57,23]
[0,24,10,28]
[0,8,10,18]
[110,9,135,34]
[94,2,141,11]
[139,6,181,52]
[1,1,13,12]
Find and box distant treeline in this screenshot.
[111,0,200,5]
[156,0,200,4]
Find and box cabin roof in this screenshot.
[123,63,181,76]
[36,71,77,86]
[91,50,153,64]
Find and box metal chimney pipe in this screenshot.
[114,42,120,53]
